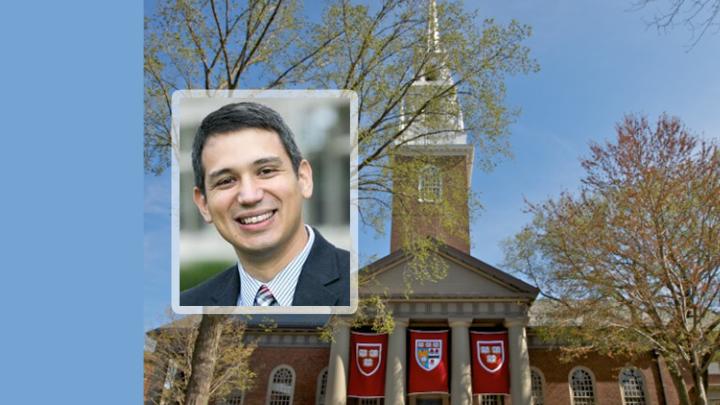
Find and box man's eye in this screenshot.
[216,178,234,186]
[258,167,277,176]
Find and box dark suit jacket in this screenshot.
[180,230,350,306]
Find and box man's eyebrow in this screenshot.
[206,168,233,180]
[253,156,283,166]
[206,157,284,179]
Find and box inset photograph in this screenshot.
[171,90,358,314]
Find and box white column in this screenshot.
[384,317,409,405]
[325,321,350,405]
[449,317,473,405]
[505,317,531,405]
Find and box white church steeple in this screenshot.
[398,0,466,146]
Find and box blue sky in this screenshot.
[144,0,720,331]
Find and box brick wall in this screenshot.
[239,347,682,405]
[145,336,690,405]
[529,348,677,405]
[391,154,470,253]
[242,346,329,405]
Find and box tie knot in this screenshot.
[254,284,278,306]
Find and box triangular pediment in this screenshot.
[360,242,539,301]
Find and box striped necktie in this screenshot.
[254,284,278,306]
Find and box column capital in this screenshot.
[329,318,351,342]
[393,317,410,328]
[448,317,473,328]
[335,321,351,330]
[504,316,529,328]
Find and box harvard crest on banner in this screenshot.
[408,330,449,394]
[470,331,510,394]
[356,342,382,376]
[348,332,387,398]
[415,338,443,371]
[477,339,505,373]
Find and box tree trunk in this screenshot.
[692,365,708,405]
[669,368,692,405]
[185,315,226,405]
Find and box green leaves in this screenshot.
[503,114,719,401]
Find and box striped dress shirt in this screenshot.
[236,225,315,306]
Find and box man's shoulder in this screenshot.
[179,265,239,306]
[294,229,350,306]
[310,229,349,270]
[333,245,350,276]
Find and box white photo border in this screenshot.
[170,89,359,315]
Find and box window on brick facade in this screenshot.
[570,367,596,405]
[418,165,442,202]
[531,367,545,405]
[315,368,328,405]
[480,395,505,405]
[223,392,244,405]
[620,368,647,405]
[267,365,295,405]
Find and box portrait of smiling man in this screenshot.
[179,101,350,308]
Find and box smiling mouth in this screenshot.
[237,210,276,225]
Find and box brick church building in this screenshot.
[145,1,719,404]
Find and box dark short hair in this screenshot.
[192,102,303,195]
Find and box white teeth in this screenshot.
[239,211,273,225]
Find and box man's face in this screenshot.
[193,128,313,259]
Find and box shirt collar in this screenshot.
[237,225,315,306]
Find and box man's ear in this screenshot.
[193,186,213,223]
[298,159,313,199]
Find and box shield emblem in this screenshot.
[356,343,382,376]
[415,339,443,371]
[477,340,505,373]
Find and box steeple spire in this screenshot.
[427,0,442,54]
[390,0,475,253]
[423,0,449,80]
[396,0,465,145]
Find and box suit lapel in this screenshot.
[292,232,341,306]
[208,265,241,306]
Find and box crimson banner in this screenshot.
[347,332,388,398]
[408,330,449,394]
[470,331,510,394]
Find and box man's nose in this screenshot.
[236,178,263,205]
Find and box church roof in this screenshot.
[360,239,540,301]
